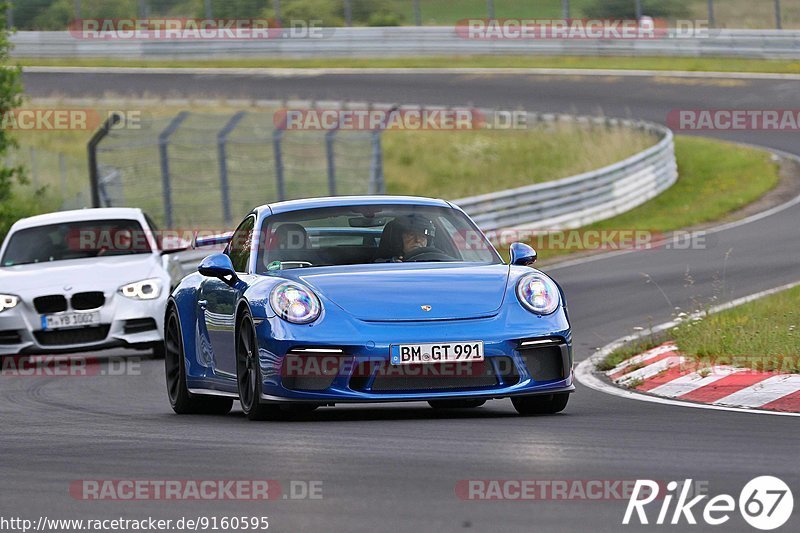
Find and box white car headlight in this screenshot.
[270,281,321,324]
[0,294,19,313]
[516,273,560,315]
[118,278,162,300]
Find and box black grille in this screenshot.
[367,361,498,392]
[71,291,105,310]
[0,330,22,345]
[518,344,569,382]
[281,353,348,391]
[124,318,157,334]
[33,295,67,314]
[33,325,109,346]
[495,356,520,386]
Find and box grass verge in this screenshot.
[530,136,782,262]
[18,55,800,75]
[671,285,800,373]
[383,124,654,198]
[600,284,800,374]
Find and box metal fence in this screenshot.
[11,27,800,60]
[454,116,677,232]
[90,105,380,228]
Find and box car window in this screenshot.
[227,215,256,273]
[1,219,151,267]
[257,205,501,272]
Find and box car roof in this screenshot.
[8,207,146,232]
[259,195,451,216]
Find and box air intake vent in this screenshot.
[518,343,570,382]
[33,325,109,346]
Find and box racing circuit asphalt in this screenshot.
[3,70,799,532]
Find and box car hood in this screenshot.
[284,263,510,321]
[0,254,161,294]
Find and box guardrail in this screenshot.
[454,115,677,232]
[10,28,800,60]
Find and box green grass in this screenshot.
[531,136,782,262]
[383,123,655,198]
[596,335,667,372]
[671,285,800,373]
[18,55,800,75]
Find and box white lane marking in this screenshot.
[614,356,684,385]
[714,374,800,408]
[606,343,677,377]
[20,66,800,81]
[575,280,800,417]
[647,366,743,398]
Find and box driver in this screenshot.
[395,214,436,261]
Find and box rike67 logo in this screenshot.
[624,477,793,530]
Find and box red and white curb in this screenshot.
[576,280,800,417]
[607,342,800,413]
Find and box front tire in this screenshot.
[165,306,233,415]
[428,399,486,409]
[236,310,283,421]
[511,393,569,415]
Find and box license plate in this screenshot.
[391,341,484,365]
[41,312,100,330]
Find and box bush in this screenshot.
[278,0,344,27]
[367,11,404,27]
[581,0,691,20]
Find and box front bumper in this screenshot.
[0,292,167,356]
[254,316,574,403]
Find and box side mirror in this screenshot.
[198,253,238,283]
[510,242,537,266]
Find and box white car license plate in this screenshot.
[41,312,100,330]
[391,341,484,365]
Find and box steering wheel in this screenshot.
[404,247,454,262]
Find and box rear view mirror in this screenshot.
[198,253,238,284]
[510,242,537,266]
[349,216,387,228]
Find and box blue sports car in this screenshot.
[165,196,573,420]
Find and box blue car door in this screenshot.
[198,215,255,377]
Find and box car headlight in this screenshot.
[270,281,321,324]
[0,294,19,313]
[118,278,162,300]
[516,273,560,315]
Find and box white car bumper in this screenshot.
[0,289,167,356]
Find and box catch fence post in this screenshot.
[87,113,121,208]
[217,111,247,227]
[158,111,189,227]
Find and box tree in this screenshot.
[0,1,27,238]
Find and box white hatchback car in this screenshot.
[0,208,186,357]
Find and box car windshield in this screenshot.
[1,219,152,267]
[256,204,501,273]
